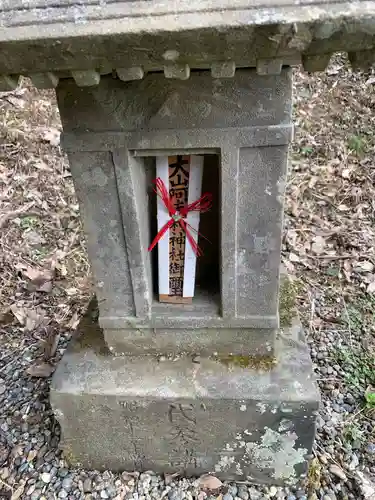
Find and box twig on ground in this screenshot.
[0,477,13,492]
[313,254,364,260]
[341,286,353,347]
[309,291,316,333]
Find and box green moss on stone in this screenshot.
[62,444,81,467]
[215,354,277,370]
[279,274,298,328]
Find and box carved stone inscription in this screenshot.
[118,401,145,470]
[168,403,199,469]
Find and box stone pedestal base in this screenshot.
[51,304,319,485]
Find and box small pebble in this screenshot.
[58,468,69,478]
[62,477,74,490]
[269,486,277,497]
[295,492,307,499]
[83,478,93,492]
[248,488,262,500]
[40,472,51,484]
[223,494,234,500]
[106,485,117,498]
[168,490,183,500]
[329,464,347,481]
[228,486,238,497]
[348,454,359,470]
[27,484,36,496]
[31,491,41,500]
[237,486,249,500]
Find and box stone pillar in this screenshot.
[51,69,319,483]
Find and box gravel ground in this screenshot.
[1,58,375,499]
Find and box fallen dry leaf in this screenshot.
[10,305,46,332]
[56,262,68,277]
[9,305,27,326]
[23,230,45,247]
[356,471,375,499]
[25,309,42,331]
[32,159,53,172]
[26,362,55,378]
[198,475,223,490]
[42,127,61,147]
[0,307,14,326]
[164,471,180,485]
[11,481,25,500]
[337,204,350,212]
[356,261,374,273]
[67,311,80,330]
[341,167,352,179]
[367,281,375,293]
[289,252,300,263]
[43,331,60,360]
[311,235,326,255]
[22,266,55,293]
[10,445,23,459]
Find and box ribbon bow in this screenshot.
[148,178,212,256]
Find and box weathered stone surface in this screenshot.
[104,327,274,357]
[256,58,283,76]
[211,62,236,78]
[57,69,293,132]
[71,70,101,87]
[348,49,375,70]
[29,72,59,89]
[302,54,332,72]
[164,64,190,80]
[0,75,19,91]
[1,1,375,76]
[50,302,319,483]
[55,69,292,356]
[116,67,144,82]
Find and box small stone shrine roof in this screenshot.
[1,0,375,88]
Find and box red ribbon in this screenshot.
[148,178,212,256]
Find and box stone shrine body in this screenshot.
[2,0,375,484]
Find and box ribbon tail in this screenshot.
[148,219,174,252]
[182,192,213,215]
[179,219,201,257]
[185,222,211,244]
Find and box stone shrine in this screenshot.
[2,0,375,485]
